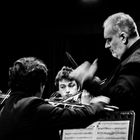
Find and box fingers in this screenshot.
[104,105,119,110]
[86,58,98,80]
[69,61,91,86]
[69,59,98,87]
[104,105,119,111]
[90,58,98,74]
[90,96,110,104]
[90,96,119,111]
[81,90,91,105]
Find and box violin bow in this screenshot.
[65,51,78,68]
[65,51,107,85]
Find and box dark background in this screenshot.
[1,0,140,98]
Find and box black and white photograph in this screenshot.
[0,0,139,139]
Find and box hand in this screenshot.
[69,59,98,87]
[90,95,110,104]
[90,96,119,111]
[90,96,111,112]
[80,90,92,105]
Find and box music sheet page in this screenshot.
[62,120,130,140]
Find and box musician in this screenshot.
[49,66,93,105]
[69,12,140,140]
[0,57,110,140]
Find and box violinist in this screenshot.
[49,66,82,103]
[49,66,92,106]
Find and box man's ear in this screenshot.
[120,32,128,45]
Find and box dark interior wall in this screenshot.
[0,26,118,97]
[1,0,140,98]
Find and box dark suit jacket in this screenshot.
[84,39,140,140]
[0,91,102,140]
[102,39,140,110]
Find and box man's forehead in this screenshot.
[104,24,112,38]
[104,25,112,36]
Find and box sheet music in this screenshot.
[62,120,130,140]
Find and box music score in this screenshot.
[62,111,135,140]
[62,120,130,140]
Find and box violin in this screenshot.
[0,89,11,102]
[0,89,11,110]
[45,91,85,108]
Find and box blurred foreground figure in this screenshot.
[0,57,110,140]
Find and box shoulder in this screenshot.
[121,47,140,74]
[128,47,140,63]
[14,96,45,112]
[120,61,140,77]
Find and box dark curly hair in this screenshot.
[8,57,48,95]
[55,66,80,89]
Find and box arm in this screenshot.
[30,98,107,129]
[69,59,98,88]
[69,59,102,96]
[103,62,140,107]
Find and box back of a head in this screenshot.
[103,12,139,39]
[8,57,48,95]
